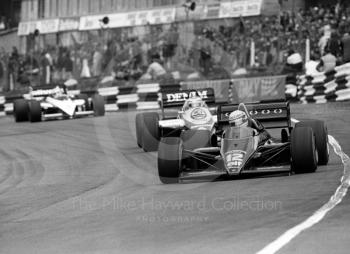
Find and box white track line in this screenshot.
[257,120,350,254]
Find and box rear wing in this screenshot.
[161,88,215,109]
[25,85,66,99]
[217,100,291,129]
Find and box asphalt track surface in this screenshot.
[0,102,349,254]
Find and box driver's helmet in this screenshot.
[53,86,65,98]
[229,110,248,127]
[186,97,204,109]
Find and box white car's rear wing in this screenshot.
[160,88,216,119]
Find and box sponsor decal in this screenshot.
[250,109,284,115]
[219,0,261,18]
[31,87,64,97]
[59,18,79,32]
[79,8,175,31]
[225,150,246,169]
[205,3,221,19]
[224,108,284,118]
[36,19,60,34]
[191,108,207,120]
[166,90,208,103]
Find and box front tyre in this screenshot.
[141,112,160,152]
[291,127,318,174]
[158,137,182,184]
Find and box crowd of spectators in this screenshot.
[0,15,18,32]
[1,2,350,91]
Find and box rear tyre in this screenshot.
[158,137,182,184]
[142,112,160,152]
[92,94,105,116]
[296,120,329,165]
[13,99,29,122]
[28,100,42,123]
[291,127,318,174]
[135,113,144,148]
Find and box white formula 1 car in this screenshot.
[13,85,105,122]
[135,88,217,152]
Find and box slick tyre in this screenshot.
[141,112,160,152]
[291,127,318,174]
[92,94,105,116]
[296,120,329,165]
[28,100,42,123]
[158,137,182,184]
[135,113,144,148]
[13,99,29,122]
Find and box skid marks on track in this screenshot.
[0,149,46,195]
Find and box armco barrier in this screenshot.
[0,74,301,116]
[0,81,181,115]
[298,63,350,104]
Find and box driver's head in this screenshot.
[188,97,203,108]
[229,110,248,127]
[53,86,64,98]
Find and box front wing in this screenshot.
[180,143,291,181]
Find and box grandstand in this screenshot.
[0,0,348,91]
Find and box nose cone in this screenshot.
[224,150,247,175]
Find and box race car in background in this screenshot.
[13,85,105,122]
[157,100,329,184]
[135,88,217,152]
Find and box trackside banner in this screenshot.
[230,75,286,103]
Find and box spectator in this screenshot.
[143,53,166,80]
[0,16,5,30]
[341,29,350,62]
[318,24,332,56]
[40,51,52,85]
[162,24,179,69]
[283,49,303,74]
[326,32,342,57]
[8,48,19,90]
[129,37,143,71]
[80,51,91,78]
[199,37,212,74]
[92,44,103,77]
[0,48,6,91]
[317,49,337,72]
[62,51,73,80]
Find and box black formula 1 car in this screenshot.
[135,88,216,152]
[13,85,105,122]
[157,100,329,184]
